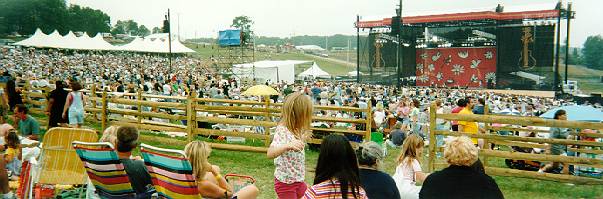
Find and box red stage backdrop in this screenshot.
[416,47,497,88]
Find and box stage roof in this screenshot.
[357,2,563,28]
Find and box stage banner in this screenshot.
[416,47,497,88]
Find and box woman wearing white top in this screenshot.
[393,134,429,199]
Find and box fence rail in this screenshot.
[20,83,373,152]
[428,102,603,185]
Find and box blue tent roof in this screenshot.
[540,105,603,122]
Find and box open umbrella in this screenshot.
[241,85,279,96]
[540,105,603,122]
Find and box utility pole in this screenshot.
[167,9,173,73]
[396,0,403,89]
[554,3,561,93]
[564,2,572,85]
[356,15,360,83]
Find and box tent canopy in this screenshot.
[233,60,312,84]
[299,62,331,79]
[14,30,194,53]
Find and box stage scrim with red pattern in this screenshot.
[416,47,497,88]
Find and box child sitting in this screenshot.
[4,130,21,180]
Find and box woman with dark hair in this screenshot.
[539,109,571,173]
[303,134,368,199]
[62,81,85,128]
[5,79,22,111]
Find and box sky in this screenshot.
[66,0,602,47]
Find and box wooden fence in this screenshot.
[20,83,372,152]
[428,102,603,185]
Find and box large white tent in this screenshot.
[298,62,331,79]
[14,30,194,53]
[233,60,312,84]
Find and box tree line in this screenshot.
[0,0,158,37]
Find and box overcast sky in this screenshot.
[67,0,601,47]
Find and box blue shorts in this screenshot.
[69,110,84,125]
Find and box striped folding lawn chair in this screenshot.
[72,141,136,198]
[140,143,201,199]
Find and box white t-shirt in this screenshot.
[373,110,386,126]
[162,84,171,95]
[394,158,422,183]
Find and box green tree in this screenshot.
[582,35,603,70]
[112,20,139,35]
[231,15,254,44]
[137,25,150,37]
[570,48,581,65]
[0,0,110,36]
[152,27,161,34]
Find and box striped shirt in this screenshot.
[303,179,368,199]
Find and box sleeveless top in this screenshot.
[69,91,84,112]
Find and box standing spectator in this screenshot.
[419,136,503,199]
[357,141,400,199]
[304,134,368,199]
[457,99,480,145]
[62,82,85,128]
[47,81,68,128]
[13,104,39,140]
[539,110,572,173]
[267,92,313,199]
[5,79,22,112]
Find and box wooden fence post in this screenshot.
[186,91,195,143]
[483,102,491,168]
[101,89,107,131]
[137,90,143,125]
[365,102,372,143]
[428,102,437,172]
[91,84,98,121]
[264,96,271,147]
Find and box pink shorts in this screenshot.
[274,178,307,199]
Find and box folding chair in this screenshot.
[140,143,201,199]
[28,127,98,198]
[73,141,136,198]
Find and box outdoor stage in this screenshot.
[355,2,574,91]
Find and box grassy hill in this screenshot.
[559,64,603,94]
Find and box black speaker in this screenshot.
[391,16,401,35]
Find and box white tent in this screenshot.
[14,28,48,47]
[299,62,331,79]
[14,29,193,53]
[233,60,312,84]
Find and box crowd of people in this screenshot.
[1,46,602,198]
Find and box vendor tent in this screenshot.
[233,60,312,84]
[298,62,331,79]
[14,30,193,53]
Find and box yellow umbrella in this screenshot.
[241,85,279,96]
